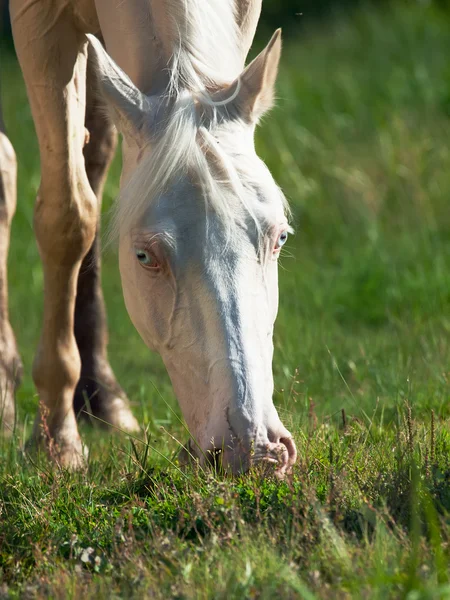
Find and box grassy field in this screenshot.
[1,2,450,597]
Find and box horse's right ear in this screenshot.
[225,29,282,125]
[87,35,150,147]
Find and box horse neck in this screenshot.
[95,0,244,96]
[94,0,159,94]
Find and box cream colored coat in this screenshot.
[4,0,296,474]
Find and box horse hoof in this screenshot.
[0,388,15,436]
[97,396,140,433]
[0,351,22,436]
[25,431,88,471]
[74,366,139,433]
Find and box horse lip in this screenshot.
[179,434,297,475]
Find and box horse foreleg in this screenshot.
[11,3,96,467]
[0,107,22,434]
[73,58,138,432]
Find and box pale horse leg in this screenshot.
[73,52,138,432]
[0,93,22,434]
[11,3,97,466]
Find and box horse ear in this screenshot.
[230,29,282,123]
[87,34,150,146]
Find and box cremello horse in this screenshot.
[0,0,297,474]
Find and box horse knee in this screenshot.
[0,132,17,222]
[35,168,97,265]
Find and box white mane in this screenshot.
[165,0,243,93]
[109,0,288,241]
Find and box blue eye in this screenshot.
[135,249,156,267]
[275,231,288,250]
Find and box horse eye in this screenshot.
[275,231,288,250]
[135,249,157,268]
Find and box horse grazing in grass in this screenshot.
[0,0,297,474]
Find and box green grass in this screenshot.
[1,1,450,597]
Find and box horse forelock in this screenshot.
[107,0,288,244]
[109,92,266,243]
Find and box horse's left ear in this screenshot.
[229,29,282,124]
[87,34,150,147]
